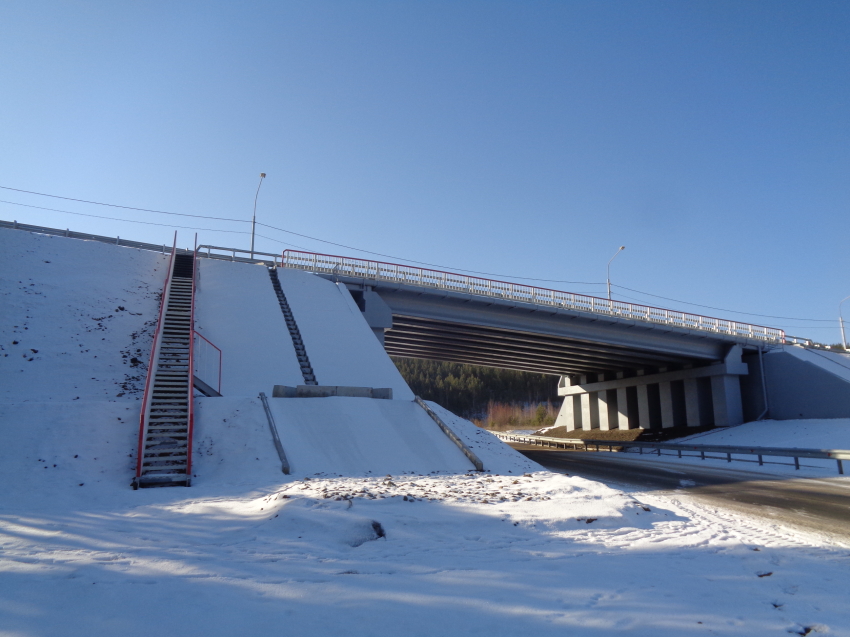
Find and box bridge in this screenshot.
[273,250,849,433]
[3,220,848,436]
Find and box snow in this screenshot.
[277,268,415,399]
[782,346,850,383]
[677,418,850,450]
[194,259,304,395]
[0,228,167,401]
[2,436,850,636]
[267,397,474,475]
[192,261,417,398]
[192,396,535,479]
[3,228,850,636]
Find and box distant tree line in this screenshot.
[391,357,560,422]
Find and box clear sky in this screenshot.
[1,1,848,341]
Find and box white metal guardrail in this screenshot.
[196,244,282,265]
[496,432,849,474]
[1,219,190,254]
[281,250,786,343]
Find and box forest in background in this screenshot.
[391,357,561,430]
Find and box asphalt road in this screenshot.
[512,444,850,539]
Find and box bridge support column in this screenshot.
[684,378,702,427]
[556,376,581,432]
[557,394,578,432]
[615,372,633,430]
[711,375,744,427]
[558,354,748,431]
[711,346,745,427]
[596,374,615,431]
[684,376,713,427]
[659,370,687,428]
[636,370,652,430]
[580,376,599,430]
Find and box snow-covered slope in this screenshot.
[193,262,414,399]
[784,345,850,383]
[194,259,304,395]
[0,227,167,401]
[193,396,538,480]
[268,397,473,474]
[278,268,414,399]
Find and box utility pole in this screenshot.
[840,294,850,350]
[250,172,266,260]
[607,246,625,301]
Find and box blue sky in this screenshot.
[1,1,848,341]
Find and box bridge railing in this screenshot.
[281,250,786,343]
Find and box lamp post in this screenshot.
[250,172,266,260]
[840,294,850,351]
[606,246,625,301]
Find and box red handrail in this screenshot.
[281,249,785,341]
[193,330,222,394]
[185,235,198,479]
[135,233,178,479]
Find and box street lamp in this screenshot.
[840,294,850,351]
[607,246,625,301]
[250,172,266,260]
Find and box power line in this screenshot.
[2,184,838,324]
[612,284,835,323]
[255,221,605,285]
[0,185,249,223]
[2,183,603,283]
[0,200,252,234]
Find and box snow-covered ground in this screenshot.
[0,229,167,402]
[677,418,850,450]
[2,432,849,636]
[3,228,850,636]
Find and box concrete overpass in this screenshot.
[278,250,850,433]
[3,221,843,434]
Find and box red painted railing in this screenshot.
[281,249,786,343]
[185,237,199,478]
[135,233,178,480]
[193,330,222,395]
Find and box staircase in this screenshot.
[134,252,196,488]
[269,267,318,385]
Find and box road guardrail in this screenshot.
[496,432,849,475]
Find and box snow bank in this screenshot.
[678,418,850,449]
[277,268,414,399]
[194,259,304,395]
[0,228,167,401]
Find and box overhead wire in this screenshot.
[255,221,605,285]
[1,184,839,325]
[611,284,836,323]
[0,185,249,223]
[0,200,252,234]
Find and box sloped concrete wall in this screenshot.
[762,349,850,420]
